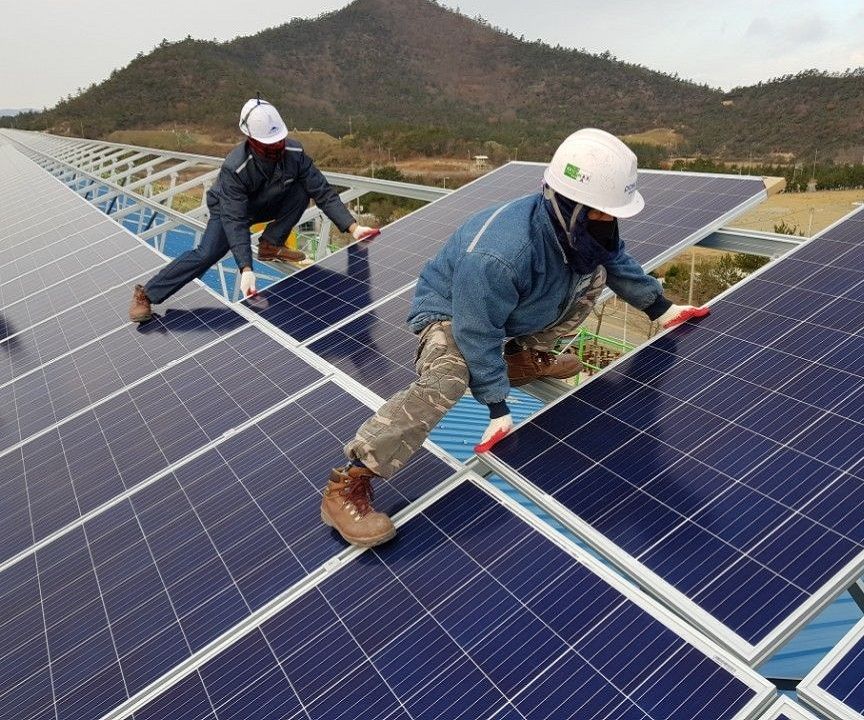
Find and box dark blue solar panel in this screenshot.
[489,207,864,662]
[129,480,769,720]
[245,165,764,343]
[0,282,236,386]
[0,382,455,720]
[0,325,321,565]
[801,619,864,718]
[0,284,247,449]
[308,287,417,398]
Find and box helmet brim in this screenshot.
[592,190,645,219]
[253,125,289,144]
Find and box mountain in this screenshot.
[8,0,864,161]
[0,108,37,117]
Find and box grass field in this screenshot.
[622,128,684,147]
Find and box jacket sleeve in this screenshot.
[216,165,254,270]
[450,251,520,406]
[603,241,663,311]
[297,152,355,232]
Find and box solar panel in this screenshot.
[0,381,456,720]
[119,477,773,720]
[799,615,864,719]
[0,325,322,566]
[756,697,821,720]
[0,287,252,449]
[0,145,164,336]
[308,286,417,399]
[0,282,243,389]
[244,164,766,344]
[483,206,864,664]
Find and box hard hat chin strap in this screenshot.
[544,184,582,239]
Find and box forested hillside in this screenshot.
[6,0,864,162]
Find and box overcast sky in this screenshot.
[2,0,863,109]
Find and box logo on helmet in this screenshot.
[564,163,591,183]
[624,181,637,196]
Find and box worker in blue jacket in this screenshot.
[320,129,710,548]
[129,96,377,321]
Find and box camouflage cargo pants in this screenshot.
[344,266,607,478]
[345,320,469,478]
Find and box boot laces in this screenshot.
[343,474,374,516]
[532,350,557,367]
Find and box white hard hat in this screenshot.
[543,128,644,218]
[238,98,288,144]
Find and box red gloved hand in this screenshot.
[658,304,710,329]
[474,414,513,453]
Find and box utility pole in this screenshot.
[688,250,696,305]
[348,115,352,135]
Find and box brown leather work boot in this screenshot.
[257,242,306,263]
[321,465,396,547]
[505,343,582,385]
[129,284,152,323]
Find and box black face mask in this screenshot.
[585,217,620,252]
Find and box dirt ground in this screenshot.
[394,158,485,185]
[729,188,864,236]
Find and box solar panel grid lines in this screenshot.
[0,242,159,316]
[307,287,418,399]
[0,287,251,451]
[0,193,92,239]
[0,212,129,272]
[483,206,864,664]
[483,354,864,660]
[0,269,156,375]
[120,475,774,720]
[0,216,122,275]
[0,250,161,335]
[0,161,83,202]
[0,383,457,720]
[0,229,146,299]
[0,373,339,580]
[0,324,332,565]
[0,279,225,386]
[755,697,821,720]
[799,615,864,720]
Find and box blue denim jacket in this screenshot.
[407,193,663,405]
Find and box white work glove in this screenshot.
[475,414,514,453]
[352,225,381,241]
[657,303,710,329]
[240,268,257,298]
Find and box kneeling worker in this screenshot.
[130,96,378,320]
[321,128,710,547]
